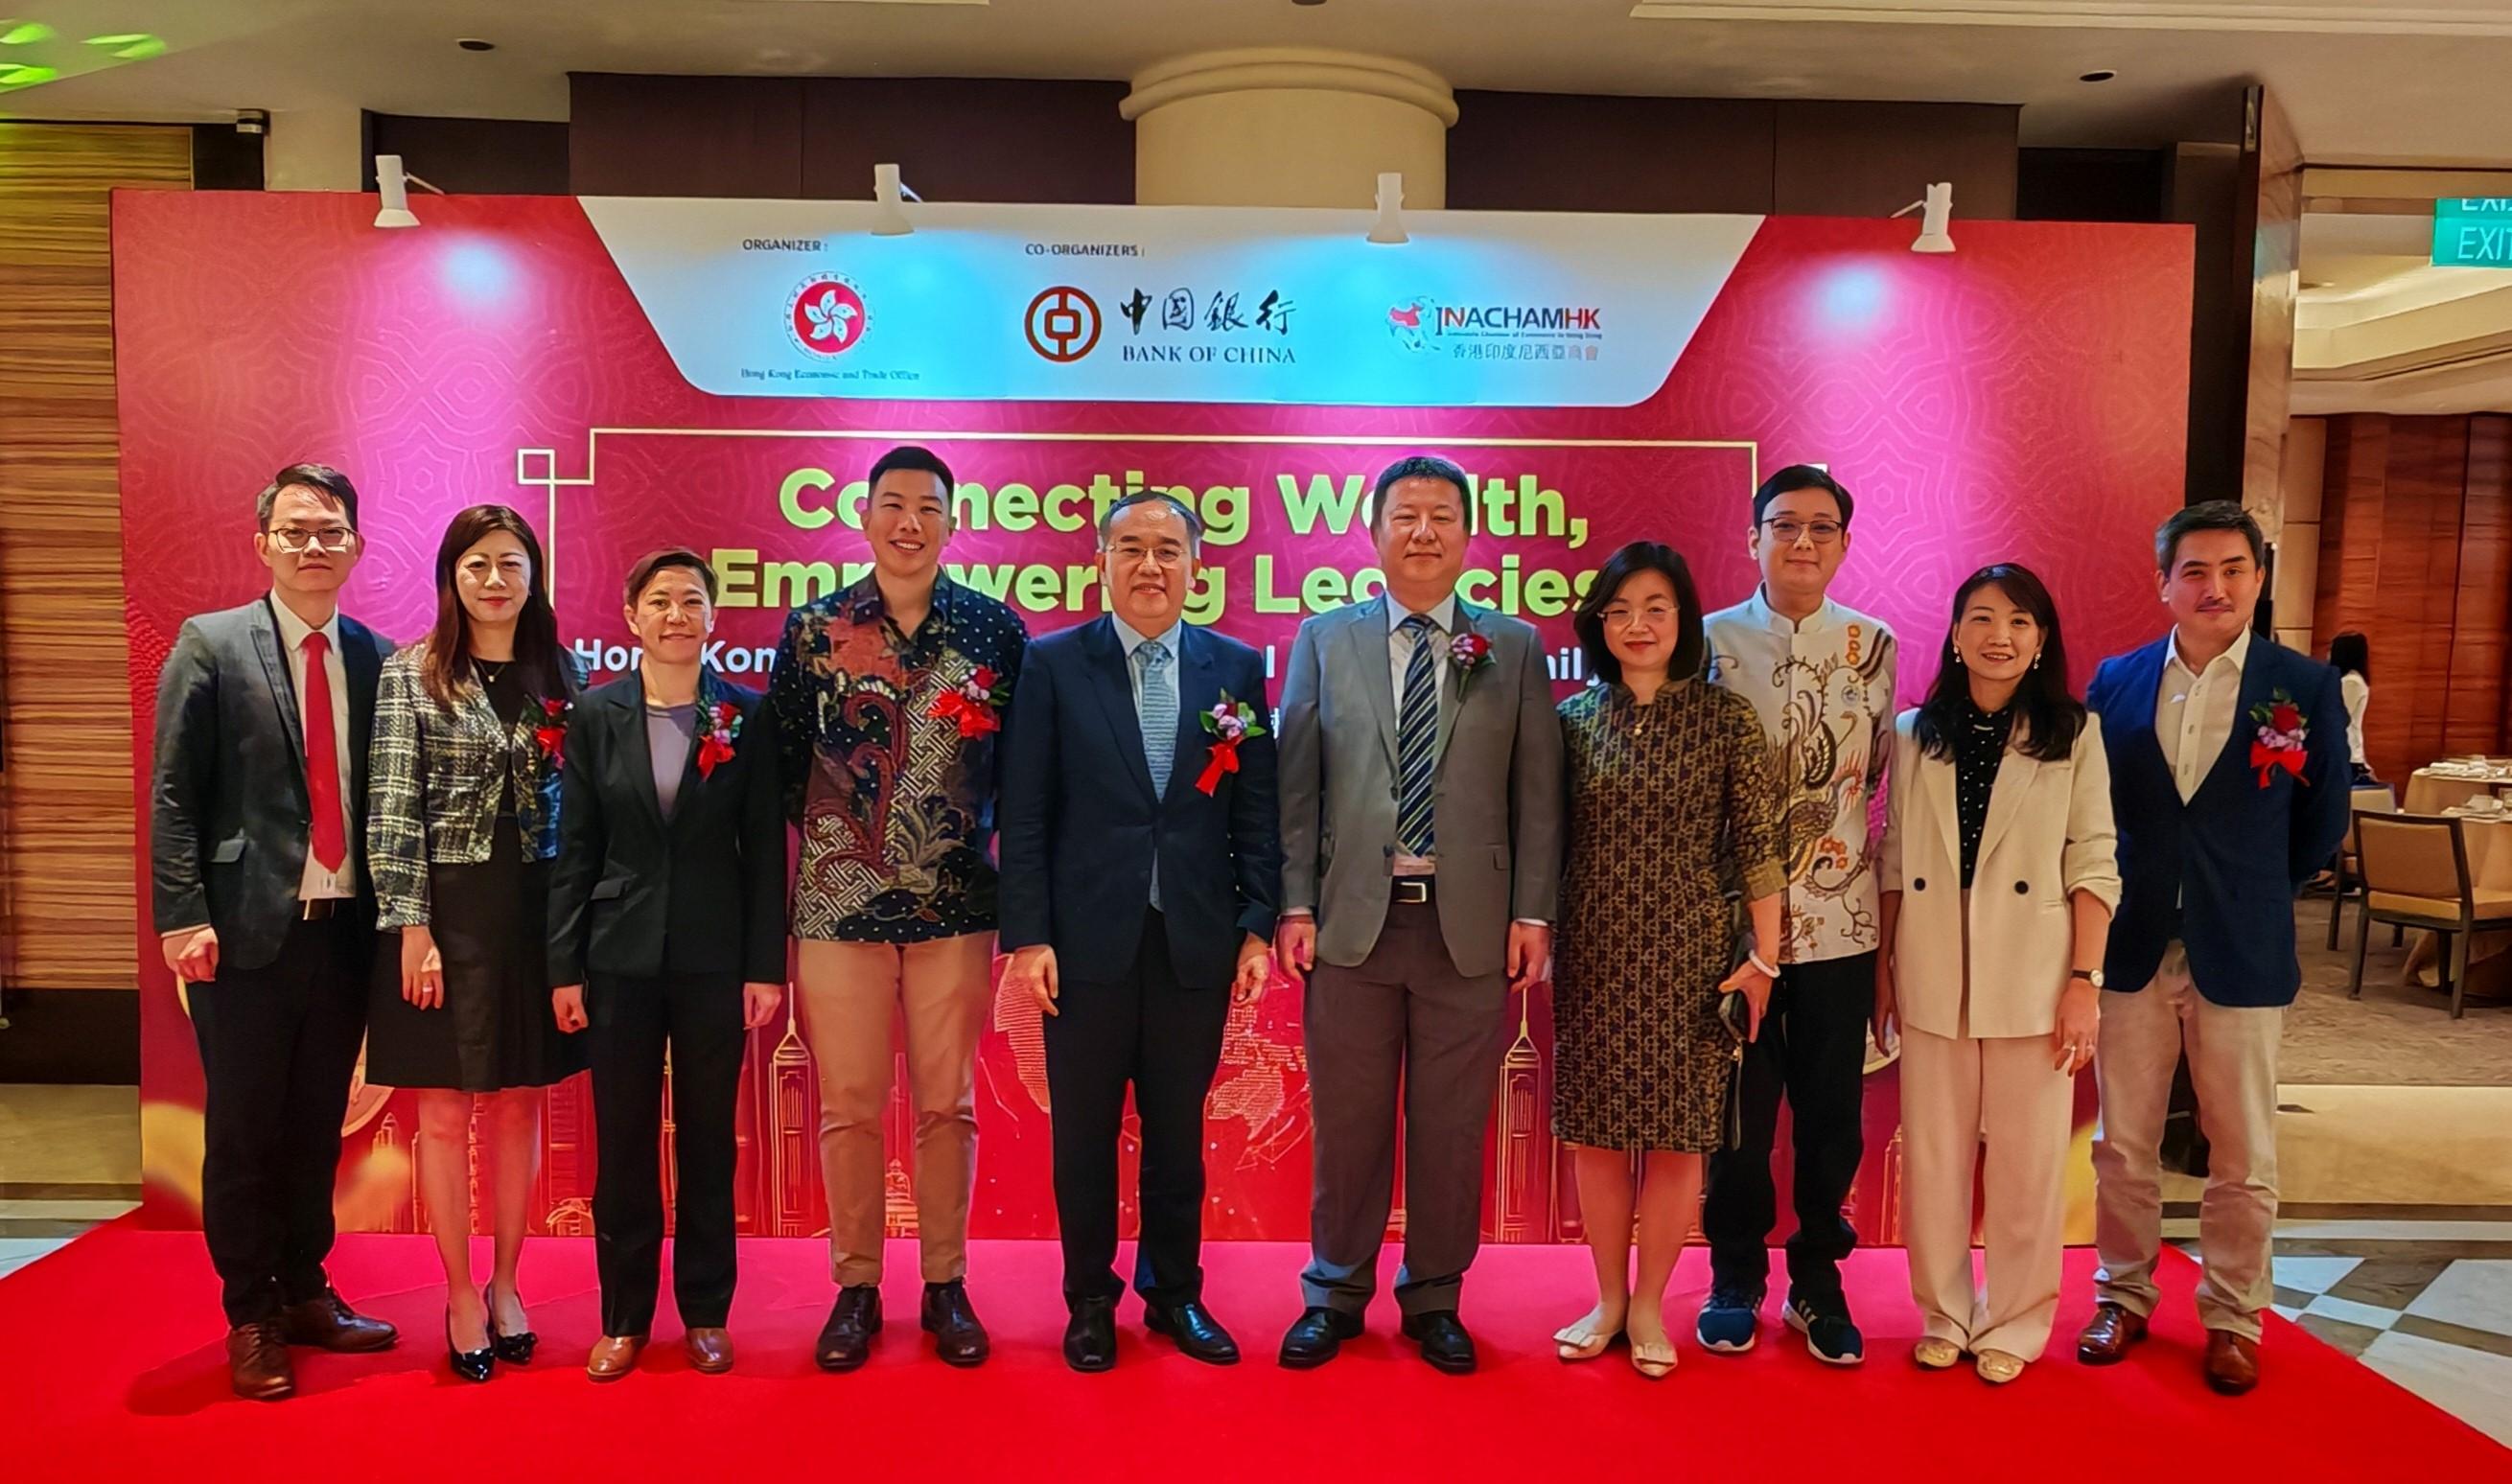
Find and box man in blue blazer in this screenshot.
[998,493,1281,1373]
[2076,500,2349,1396]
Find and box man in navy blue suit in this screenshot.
[2075,500,2349,1396]
[998,492,1281,1374]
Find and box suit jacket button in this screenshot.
[2014,880,2030,894]
[1913,877,1926,892]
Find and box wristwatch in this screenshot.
[2070,968,2105,988]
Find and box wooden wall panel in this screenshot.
[0,123,192,989]
[2449,414,2511,761]
[1449,94,1777,213]
[797,79,1131,204]
[570,75,805,198]
[1770,101,2018,220]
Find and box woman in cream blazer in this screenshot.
[1877,563,2119,1384]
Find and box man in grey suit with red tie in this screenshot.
[1273,455,1565,1375]
[151,465,399,1400]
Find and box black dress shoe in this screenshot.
[1401,1311,1478,1375]
[1146,1299,1241,1365]
[1063,1299,1118,1373]
[445,1310,496,1383]
[815,1285,882,1373]
[921,1279,990,1368]
[1278,1306,1364,1369]
[483,1287,536,1364]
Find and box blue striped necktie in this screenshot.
[1397,614,1438,858]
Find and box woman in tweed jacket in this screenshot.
[365,504,584,1381]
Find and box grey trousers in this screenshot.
[1300,894,1511,1317]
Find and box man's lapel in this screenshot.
[1165,624,1218,805]
[1339,595,1399,771]
[1081,616,1158,804]
[250,597,309,787]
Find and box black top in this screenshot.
[1953,697,2015,889]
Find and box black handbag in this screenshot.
[1714,889,1755,1150]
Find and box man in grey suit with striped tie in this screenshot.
[1274,455,1566,1375]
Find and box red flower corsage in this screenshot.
[1450,628,1494,692]
[534,696,571,768]
[1197,690,1269,796]
[2246,689,2308,789]
[928,665,1006,739]
[695,699,743,777]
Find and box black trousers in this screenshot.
[587,971,746,1336]
[189,914,368,1327]
[1704,950,1874,1302]
[1043,912,1231,1310]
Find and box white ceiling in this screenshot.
[7,0,2512,162]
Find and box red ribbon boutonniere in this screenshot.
[1449,627,1494,693]
[1197,691,1269,796]
[928,665,1006,739]
[2246,689,2309,789]
[533,696,572,769]
[695,699,743,777]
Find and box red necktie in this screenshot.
[302,631,346,871]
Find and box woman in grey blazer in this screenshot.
[366,504,585,1381]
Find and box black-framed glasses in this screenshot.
[263,526,360,554]
[1760,518,1844,546]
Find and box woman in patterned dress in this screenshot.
[1550,541,1786,1380]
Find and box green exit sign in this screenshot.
[2433,198,2512,267]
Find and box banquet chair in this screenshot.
[2352,812,2512,1020]
[2327,785,2399,950]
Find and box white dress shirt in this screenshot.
[2339,672,2370,768]
[1386,594,1458,877]
[2157,625,2253,802]
[268,596,356,900]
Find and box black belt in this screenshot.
[1391,877,1434,906]
[299,898,346,921]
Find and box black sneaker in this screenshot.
[1695,1283,1763,1354]
[1784,1290,1865,1366]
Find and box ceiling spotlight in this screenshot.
[871,162,918,236]
[2079,68,2117,82]
[373,153,443,229]
[457,38,496,53]
[1893,181,1955,254]
[1367,171,1408,245]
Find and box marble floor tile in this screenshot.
[2404,1261,2512,1339]
[2270,1255,2362,1294]
[0,1085,139,1186]
[2359,1330,2512,1447]
[2300,1293,2408,1333]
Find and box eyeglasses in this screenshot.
[264,526,359,554]
[1601,602,1678,629]
[1761,519,1844,547]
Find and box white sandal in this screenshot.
[1630,1338,1678,1380]
[1553,1321,1622,1362]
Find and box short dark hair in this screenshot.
[1751,464,1853,528]
[866,444,956,503]
[1913,562,2086,763]
[1368,454,1476,535]
[256,463,360,531]
[2155,499,2264,571]
[623,547,719,608]
[2328,630,2370,683]
[1572,541,1707,688]
[1098,492,1203,550]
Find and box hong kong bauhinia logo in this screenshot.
[787,274,867,356]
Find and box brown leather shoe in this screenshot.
[2204,1330,2260,1395]
[2075,1303,2150,1364]
[585,1334,645,1382]
[685,1328,734,1375]
[279,1289,399,1353]
[227,1320,295,1401]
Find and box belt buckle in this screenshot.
[1393,878,1431,906]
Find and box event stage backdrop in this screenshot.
[115,194,2191,1244]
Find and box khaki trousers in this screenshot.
[1900,1025,2075,1360]
[795,933,995,1287]
[2090,944,2283,1339]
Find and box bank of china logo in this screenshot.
[787,275,866,356]
[1387,296,1438,354]
[1026,285,1102,363]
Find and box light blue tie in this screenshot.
[1136,641,1175,907]
[1397,614,1438,858]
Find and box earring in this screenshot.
[2032,652,2042,669]
[1952,651,1964,666]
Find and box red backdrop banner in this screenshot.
[114,193,2191,1243]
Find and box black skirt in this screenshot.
[366,815,587,1094]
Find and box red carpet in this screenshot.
[7,1220,2500,1480]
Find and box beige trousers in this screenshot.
[2090,944,2283,1339]
[1900,1025,2076,1359]
[795,933,996,1287]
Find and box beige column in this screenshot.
[1123,49,1454,209]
